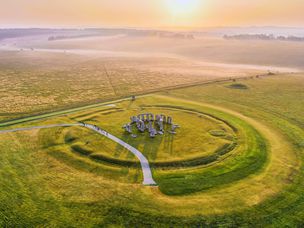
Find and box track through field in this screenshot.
[0,123,157,186]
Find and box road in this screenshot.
[0,123,157,186]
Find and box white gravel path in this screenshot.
[0,123,157,186]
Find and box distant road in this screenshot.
[0,124,80,133]
[0,123,157,186]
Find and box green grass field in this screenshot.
[0,74,303,226]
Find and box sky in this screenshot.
[1,0,304,28]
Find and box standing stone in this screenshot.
[124,113,179,137]
[162,115,167,123]
[131,116,138,123]
[123,124,132,133]
[136,121,141,129]
[150,128,157,138]
[167,116,172,125]
[159,120,164,132]
[138,120,145,132]
[148,121,153,132]
[127,124,132,133]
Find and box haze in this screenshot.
[1,0,304,28]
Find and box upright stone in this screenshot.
[162,115,167,123]
[139,120,145,132]
[150,128,157,138]
[159,120,164,132]
[167,116,172,125]
[127,124,132,133]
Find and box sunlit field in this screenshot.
[0,46,265,122]
[2,31,302,123]
[1,1,304,225]
[1,74,303,226]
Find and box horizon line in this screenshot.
[1,25,304,31]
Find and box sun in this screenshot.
[165,0,201,16]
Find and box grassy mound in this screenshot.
[74,106,237,169]
[36,97,269,197]
[65,104,238,165]
[155,109,268,195]
[228,83,249,89]
[71,143,93,156]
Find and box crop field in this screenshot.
[0,74,303,226]
[0,49,265,122]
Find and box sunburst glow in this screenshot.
[165,0,201,16]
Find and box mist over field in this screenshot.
[1,27,303,121]
[1,4,304,225]
[1,27,304,70]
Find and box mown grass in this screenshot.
[0,75,303,226]
[64,102,236,164]
[68,135,237,169]
[51,102,239,171]
[155,109,268,195]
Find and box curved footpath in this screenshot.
[0,123,157,186]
